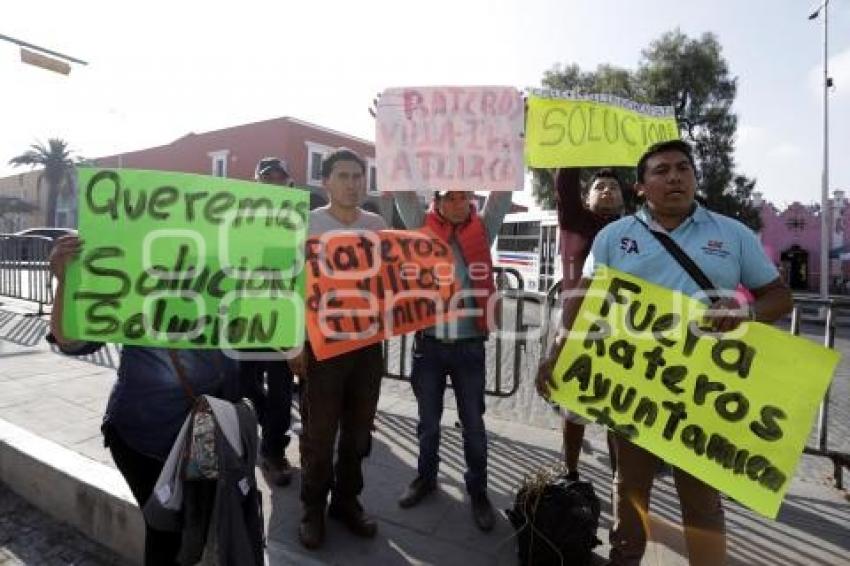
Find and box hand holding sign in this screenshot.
[49,234,83,281]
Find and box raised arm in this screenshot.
[393,191,426,229]
[481,191,513,244]
[48,235,102,355]
[555,168,586,229]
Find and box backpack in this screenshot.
[506,474,601,566]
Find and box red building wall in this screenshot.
[91,117,375,187]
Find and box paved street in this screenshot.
[0,483,121,565]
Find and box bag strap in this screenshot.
[633,215,719,303]
[168,350,197,402]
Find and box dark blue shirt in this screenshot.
[106,347,240,460]
[49,337,240,461]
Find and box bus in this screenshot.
[492,210,562,293]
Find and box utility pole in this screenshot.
[809,1,831,299]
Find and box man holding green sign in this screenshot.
[538,140,801,566]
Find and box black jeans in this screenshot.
[105,425,181,566]
[299,344,383,509]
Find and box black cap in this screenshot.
[255,157,290,179]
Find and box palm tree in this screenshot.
[9,139,78,226]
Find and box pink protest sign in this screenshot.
[376,86,525,192]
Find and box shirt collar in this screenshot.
[636,203,707,232]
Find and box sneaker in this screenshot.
[398,476,437,509]
[262,455,292,487]
[471,492,495,532]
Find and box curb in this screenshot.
[0,417,330,565]
[0,417,143,564]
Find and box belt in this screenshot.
[417,332,486,345]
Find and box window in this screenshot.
[496,237,538,252]
[305,141,332,186]
[366,158,378,195]
[208,150,229,177]
[499,221,540,237]
[310,152,323,181]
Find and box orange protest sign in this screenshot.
[305,229,459,360]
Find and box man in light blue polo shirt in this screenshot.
[538,140,792,566]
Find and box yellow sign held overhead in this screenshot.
[525,92,680,167]
[551,267,839,519]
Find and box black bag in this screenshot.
[506,474,601,566]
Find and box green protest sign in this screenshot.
[63,168,308,349]
[552,267,840,518]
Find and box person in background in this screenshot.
[239,156,297,486]
[553,167,625,480]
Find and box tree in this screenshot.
[534,30,761,230]
[9,139,78,227]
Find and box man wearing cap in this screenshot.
[537,140,792,565]
[239,157,297,486]
[392,189,511,532]
[256,157,294,187]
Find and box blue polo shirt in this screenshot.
[582,205,778,301]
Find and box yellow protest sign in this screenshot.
[552,267,840,519]
[525,92,680,167]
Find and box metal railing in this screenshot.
[789,296,850,489]
[381,266,532,397]
[0,235,54,315]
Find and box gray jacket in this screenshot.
[144,395,264,566]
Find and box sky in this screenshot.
[2,0,849,211]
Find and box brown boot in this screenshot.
[298,506,325,550]
[328,498,378,538]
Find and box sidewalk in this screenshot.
[1,301,848,565]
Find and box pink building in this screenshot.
[755,190,850,292]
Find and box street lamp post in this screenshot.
[0,33,88,74]
[810,1,831,299]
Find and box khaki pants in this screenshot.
[610,436,726,566]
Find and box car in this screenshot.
[14,227,76,240]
